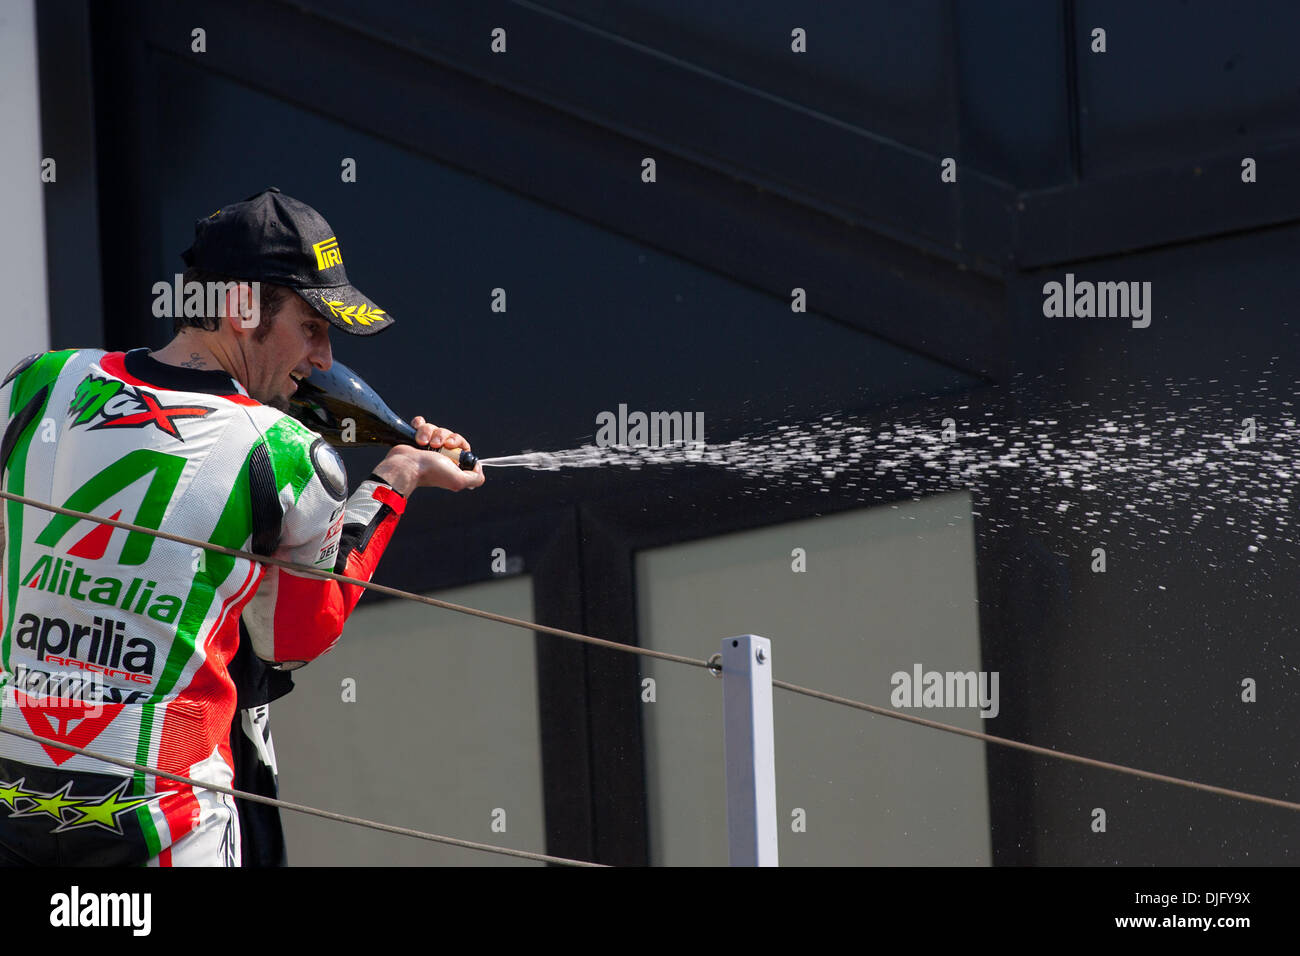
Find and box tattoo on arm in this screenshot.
[180,352,207,369]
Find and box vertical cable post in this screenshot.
[720,634,778,866]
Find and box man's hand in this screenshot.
[371,415,486,496]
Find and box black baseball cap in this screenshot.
[181,187,395,336]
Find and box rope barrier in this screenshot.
[0,723,604,867]
[771,678,1300,814]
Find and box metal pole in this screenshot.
[720,634,778,866]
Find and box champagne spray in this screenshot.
[286,360,479,470]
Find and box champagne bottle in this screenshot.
[287,359,478,470]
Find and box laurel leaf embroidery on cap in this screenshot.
[324,299,386,326]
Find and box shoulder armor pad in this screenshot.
[310,438,347,502]
[3,353,43,388]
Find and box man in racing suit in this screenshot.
[0,188,483,865]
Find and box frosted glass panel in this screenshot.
[637,492,990,865]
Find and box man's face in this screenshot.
[238,292,333,411]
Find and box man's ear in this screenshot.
[223,282,262,333]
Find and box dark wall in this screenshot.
[37,0,1300,863]
[989,223,1300,863]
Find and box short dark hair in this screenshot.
[172,267,294,336]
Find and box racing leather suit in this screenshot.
[0,348,406,865]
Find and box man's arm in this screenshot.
[241,415,483,669]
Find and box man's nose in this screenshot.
[312,334,333,372]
